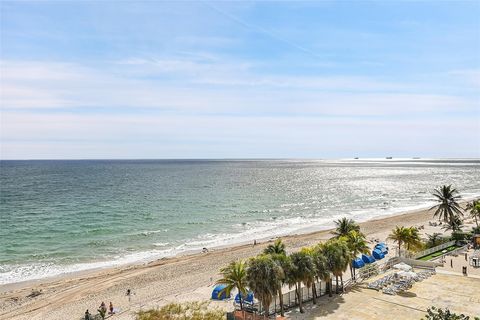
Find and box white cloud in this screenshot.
[1,60,477,116]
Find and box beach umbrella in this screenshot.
[397,271,416,278]
[235,291,254,304]
[352,257,365,269]
[361,254,376,264]
[211,284,230,300]
[393,262,412,271]
[372,249,385,260]
[375,244,388,254]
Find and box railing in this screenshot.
[237,280,339,316]
[410,240,457,259]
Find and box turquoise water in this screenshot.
[1,159,479,284]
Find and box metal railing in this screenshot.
[238,280,339,316]
[409,240,457,259]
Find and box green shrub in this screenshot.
[450,232,472,241]
[422,306,479,320]
[137,301,225,320]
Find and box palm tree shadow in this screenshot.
[285,295,346,319]
[397,291,417,298]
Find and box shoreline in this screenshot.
[3,193,480,288]
[1,202,477,320]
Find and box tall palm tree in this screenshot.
[288,251,315,313]
[246,255,282,318]
[320,239,350,294]
[405,227,423,251]
[340,230,370,280]
[216,261,248,311]
[311,246,331,297]
[263,239,286,256]
[268,253,291,317]
[332,217,360,237]
[388,226,410,256]
[442,215,464,233]
[466,199,480,228]
[430,185,463,223]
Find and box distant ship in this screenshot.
[354,157,359,159]
[386,157,393,159]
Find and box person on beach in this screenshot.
[100,301,107,313]
[84,309,91,320]
[126,288,131,302]
[109,302,114,314]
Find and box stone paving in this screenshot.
[287,273,480,320]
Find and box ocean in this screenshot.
[1,159,479,285]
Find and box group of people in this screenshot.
[83,289,131,319]
[84,302,114,319]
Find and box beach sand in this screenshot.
[0,205,476,320]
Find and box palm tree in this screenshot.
[405,227,423,251]
[426,232,443,248]
[466,199,480,228]
[320,239,350,294]
[388,226,410,256]
[430,185,463,224]
[263,239,286,255]
[288,251,315,313]
[332,217,360,237]
[268,253,291,317]
[311,246,331,297]
[216,261,248,311]
[442,215,464,233]
[246,255,282,318]
[340,230,370,280]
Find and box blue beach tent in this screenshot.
[372,249,385,260]
[375,244,388,254]
[352,257,365,269]
[235,292,254,304]
[211,284,230,300]
[361,254,376,264]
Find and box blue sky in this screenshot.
[0,1,479,159]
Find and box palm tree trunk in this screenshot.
[278,287,284,317]
[350,264,354,281]
[312,282,317,304]
[340,275,344,293]
[398,241,402,257]
[296,281,304,313]
[475,215,479,228]
[335,275,339,294]
[328,278,332,297]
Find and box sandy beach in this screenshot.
[0,204,476,320]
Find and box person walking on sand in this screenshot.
[126,288,131,302]
[451,259,453,268]
[109,302,114,314]
[84,309,91,320]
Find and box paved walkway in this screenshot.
[286,273,480,319]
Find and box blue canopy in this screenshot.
[211,284,230,300]
[352,257,365,269]
[235,292,254,304]
[372,249,385,260]
[361,254,376,264]
[375,245,388,254]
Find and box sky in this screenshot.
[0,1,479,159]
